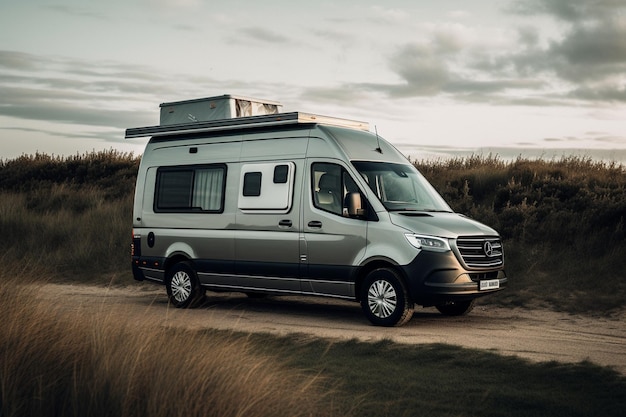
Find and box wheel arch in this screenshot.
[164,252,194,278]
[354,257,409,302]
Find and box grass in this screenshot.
[0,265,337,417]
[0,151,136,281]
[0,186,131,281]
[268,337,626,417]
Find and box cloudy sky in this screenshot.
[1,0,625,161]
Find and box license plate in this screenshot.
[480,279,500,291]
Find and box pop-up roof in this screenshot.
[159,94,282,125]
[125,95,369,139]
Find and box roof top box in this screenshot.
[159,94,282,126]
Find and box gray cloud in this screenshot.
[172,23,198,32]
[356,0,626,106]
[43,5,109,20]
[505,0,626,93]
[0,50,48,71]
[547,21,626,83]
[388,43,451,96]
[0,49,299,143]
[0,91,151,129]
[0,125,125,145]
[568,86,626,103]
[502,18,626,88]
[507,0,622,22]
[233,27,292,45]
[539,132,626,149]
[0,51,179,136]
[554,23,626,66]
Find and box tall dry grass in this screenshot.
[0,150,137,281]
[0,185,131,281]
[0,263,337,417]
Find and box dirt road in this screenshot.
[40,283,626,375]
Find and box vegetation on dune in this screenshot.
[0,150,138,197]
[0,151,137,281]
[415,154,625,247]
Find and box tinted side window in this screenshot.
[243,172,262,196]
[155,165,226,213]
[273,165,289,183]
[156,170,193,209]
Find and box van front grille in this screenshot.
[456,236,504,269]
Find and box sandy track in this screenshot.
[39,283,626,375]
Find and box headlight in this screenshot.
[404,234,451,252]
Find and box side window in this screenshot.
[243,172,262,196]
[312,163,362,217]
[155,164,226,213]
[238,162,295,213]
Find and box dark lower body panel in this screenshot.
[132,252,507,306]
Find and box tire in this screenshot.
[360,268,414,326]
[166,262,205,308]
[436,299,475,316]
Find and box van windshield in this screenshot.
[352,161,452,213]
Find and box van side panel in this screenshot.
[233,160,304,292]
[301,156,368,298]
[227,136,308,292]
[133,139,240,285]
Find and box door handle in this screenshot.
[307,220,322,228]
[279,219,293,227]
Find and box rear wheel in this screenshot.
[436,300,475,316]
[360,268,414,326]
[166,262,205,308]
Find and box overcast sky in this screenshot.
[1,0,625,161]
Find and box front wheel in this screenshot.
[166,262,205,308]
[436,300,475,316]
[360,268,414,326]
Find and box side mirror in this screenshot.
[346,192,365,217]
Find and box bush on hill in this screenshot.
[0,150,139,199]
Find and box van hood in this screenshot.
[388,212,498,238]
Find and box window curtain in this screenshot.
[193,168,224,210]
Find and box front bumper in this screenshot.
[399,250,507,307]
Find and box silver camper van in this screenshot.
[127,95,507,326]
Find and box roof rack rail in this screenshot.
[125,112,369,139]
